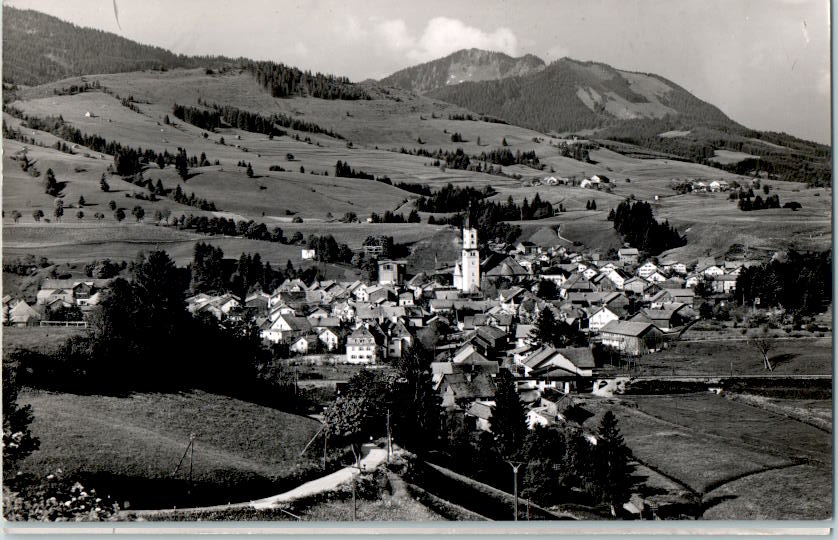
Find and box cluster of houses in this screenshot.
[673,178,732,193]
[537,174,612,189]
[172,221,760,437]
[2,279,110,326]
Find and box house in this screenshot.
[600,321,664,356]
[8,300,42,326]
[438,371,497,409]
[318,328,340,351]
[630,306,690,330]
[661,261,687,275]
[465,400,494,432]
[346,326,377,364]
[290,335,318,354]
[386,321,413,359]
[622,276,648,295]
[398,291,415,306]
[378,260,406,286]
[637,262,659,279]
[662,288,696,306]
[301,249,316,260]
[710,274,738,294]
[590,174,610,184]
[516,241,538,255]
[618,247,640,264]
[518,345,595,379]
[588,305,620,333]
[579,178,593,189]
[645,271,667,284]
[603,268,631,290]
[262,313,311,343]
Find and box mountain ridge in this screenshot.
[379,48,546,94]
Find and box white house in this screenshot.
[301,249,317,260]
[346,326,377,364]
[588,305,620,333]
[318,328,340,351]
[637,262,659,279]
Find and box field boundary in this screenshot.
[724,393,833,434]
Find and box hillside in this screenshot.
[427,58,831,185]
[380,48,545,94]
[2,6,235,86]
[428,57,738,133]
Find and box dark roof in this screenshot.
[601,320,659,337]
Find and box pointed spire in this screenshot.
[464,201,471,230]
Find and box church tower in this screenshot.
[459,214,480,293]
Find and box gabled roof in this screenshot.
[348,326,375,341]
[441,372,497,400]
[466,401,494,420]
[600,320,659,337]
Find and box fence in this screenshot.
[39,320,88,328]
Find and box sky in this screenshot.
[6,0,832,143]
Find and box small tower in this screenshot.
[459,212,480,293]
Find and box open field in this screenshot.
[2,326,85,354]
[17,390,323,510]
[577,392,832,519]
[701,464,832,519]
[632,336,833,377]
[707,149,757,165]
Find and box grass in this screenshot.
[701,464,832,520]
[17,390,323,510]
[579,393,830,492]
[2,326,84,355]
[632,336,833,377]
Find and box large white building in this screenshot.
[346,326,377,364]
[453,216,480,293]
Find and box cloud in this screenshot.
[371,17,519,63]
[407,17,518,62]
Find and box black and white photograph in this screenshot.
[0,0,833,531]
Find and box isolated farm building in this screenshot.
[579,178,593,189]
[301,249,316,260]
[617,248,640,264]
[346,326,377,364]
[600,320,664,356]
[590,174,610,184]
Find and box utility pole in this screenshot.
[506,461,524,521]
[351,475,357,521]
[386,409,392,464]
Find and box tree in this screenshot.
[502,137,508,146]
[100,174,110,192]
[76,210,84,221]
[594,411,632,516]
[10,210,21,223]
[132,206,145,222]
[246,163,254,178]
[490,370,527,458]
[590,199,597,210]
[2,369,40,475]
[53,199,64,221]
[390,343,441,453]
[108,200,117,211]
[537,279,559,300]
[586,200,591,210]
[175,148,189,180]
[78,195,86,207]
[94,212,104,221]
[322,396,373,468]
[114,208,126,222]
[32,209,44,222]
[43,168,60,196]
[748,330,774,371]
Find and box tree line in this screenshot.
[609,199,686,255]
[734,250,831,315]
[242,60,370,100]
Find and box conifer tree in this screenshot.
[595,411,633,516]
[490,370,527,458]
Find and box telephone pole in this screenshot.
[506,461,524,521]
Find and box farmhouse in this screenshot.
[617,247,640,264]
[600,320,664,356]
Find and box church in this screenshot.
[453,216,480,293]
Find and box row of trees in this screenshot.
[334,160,374,180]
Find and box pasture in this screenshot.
[17,390,323,510]
[578,392,832,519]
